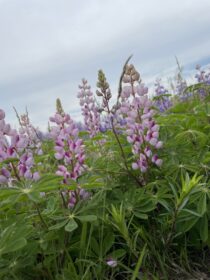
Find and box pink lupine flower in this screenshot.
[17,152,39,180]
[0,175,8,183]
[0,108,40,185]
[117,64,163,172]
[152,154,163,167]
[154,79,172,112]
[50,111,86,183]
[67,188,90,208]
[0,109,5,120]
[77,79,100,138]
[0,167,11,183]
[106,258,118,268]
[33,172,40,181]
[195,65,210,85]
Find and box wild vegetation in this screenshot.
[0,59,210,279]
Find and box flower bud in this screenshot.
[0,109,5,120]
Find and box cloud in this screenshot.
[0,0,210,130]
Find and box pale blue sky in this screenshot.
[0,0,210,130]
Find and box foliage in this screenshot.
[0,62,210,279]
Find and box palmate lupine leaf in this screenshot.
[31,174,62,192]
[102,232,115,256]
[175,129,207,146]
[65,219,78,232]
[0,222,31,255]
[0,174,63,205]
[0,187,20,199]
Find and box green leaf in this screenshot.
[0,238,27,255]
[180,208,201,218]
[0,223,30,255]
[65,219,78,232]
[102,232,115,255]
[0,188,20,199]
[131,244,147,280]
[82,180,104,189]
[49,219,68,230]
[199,214,208,242]
[109,249,126,259]
[197,193,207,216]
[1,157,19,165]
[76,215,97,222]
[158,199,170,211]
[133,212,148,220]
[176,216,199,233]
[137,199,156,213]
[90,237,100,255]
[27,192,42,203]
[32,174,61,192]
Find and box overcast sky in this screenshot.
[0,0,210,130]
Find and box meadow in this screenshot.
[0,60,210,279]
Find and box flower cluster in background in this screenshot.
[195,64,210,85]
[1,62,209,186]
[0,109,40,184]
[77,79,100,138]
[154,79,172,112]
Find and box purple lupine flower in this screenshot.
[67,187,90,208]
[117,64,163,172]
[50,111,86,182]
[195,64,210,85]
[17,112,43,155]
[17,152,39,180]
[106,258,118,268]
[154,79,172,112]
[176,80,187,96]
[99,113,125,134]
[77,79,100,138]
[50,110,90,207]
[194,65,210,98]
[0,167,11,184]
[0,109,5,121]
[0,108,41,185]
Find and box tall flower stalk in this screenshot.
[0,109,40,184]
[96,69,142,186]
[49,100,89,208]
[154,79,172,112]
[118,64,163,174]
[77,79,100,138]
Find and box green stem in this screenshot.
[35,203,48,230]
[131,244,147,280]
[60,191,68,208]
[110,115,142,187]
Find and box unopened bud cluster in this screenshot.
[122,64,140,85]
[96,70,112,110]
